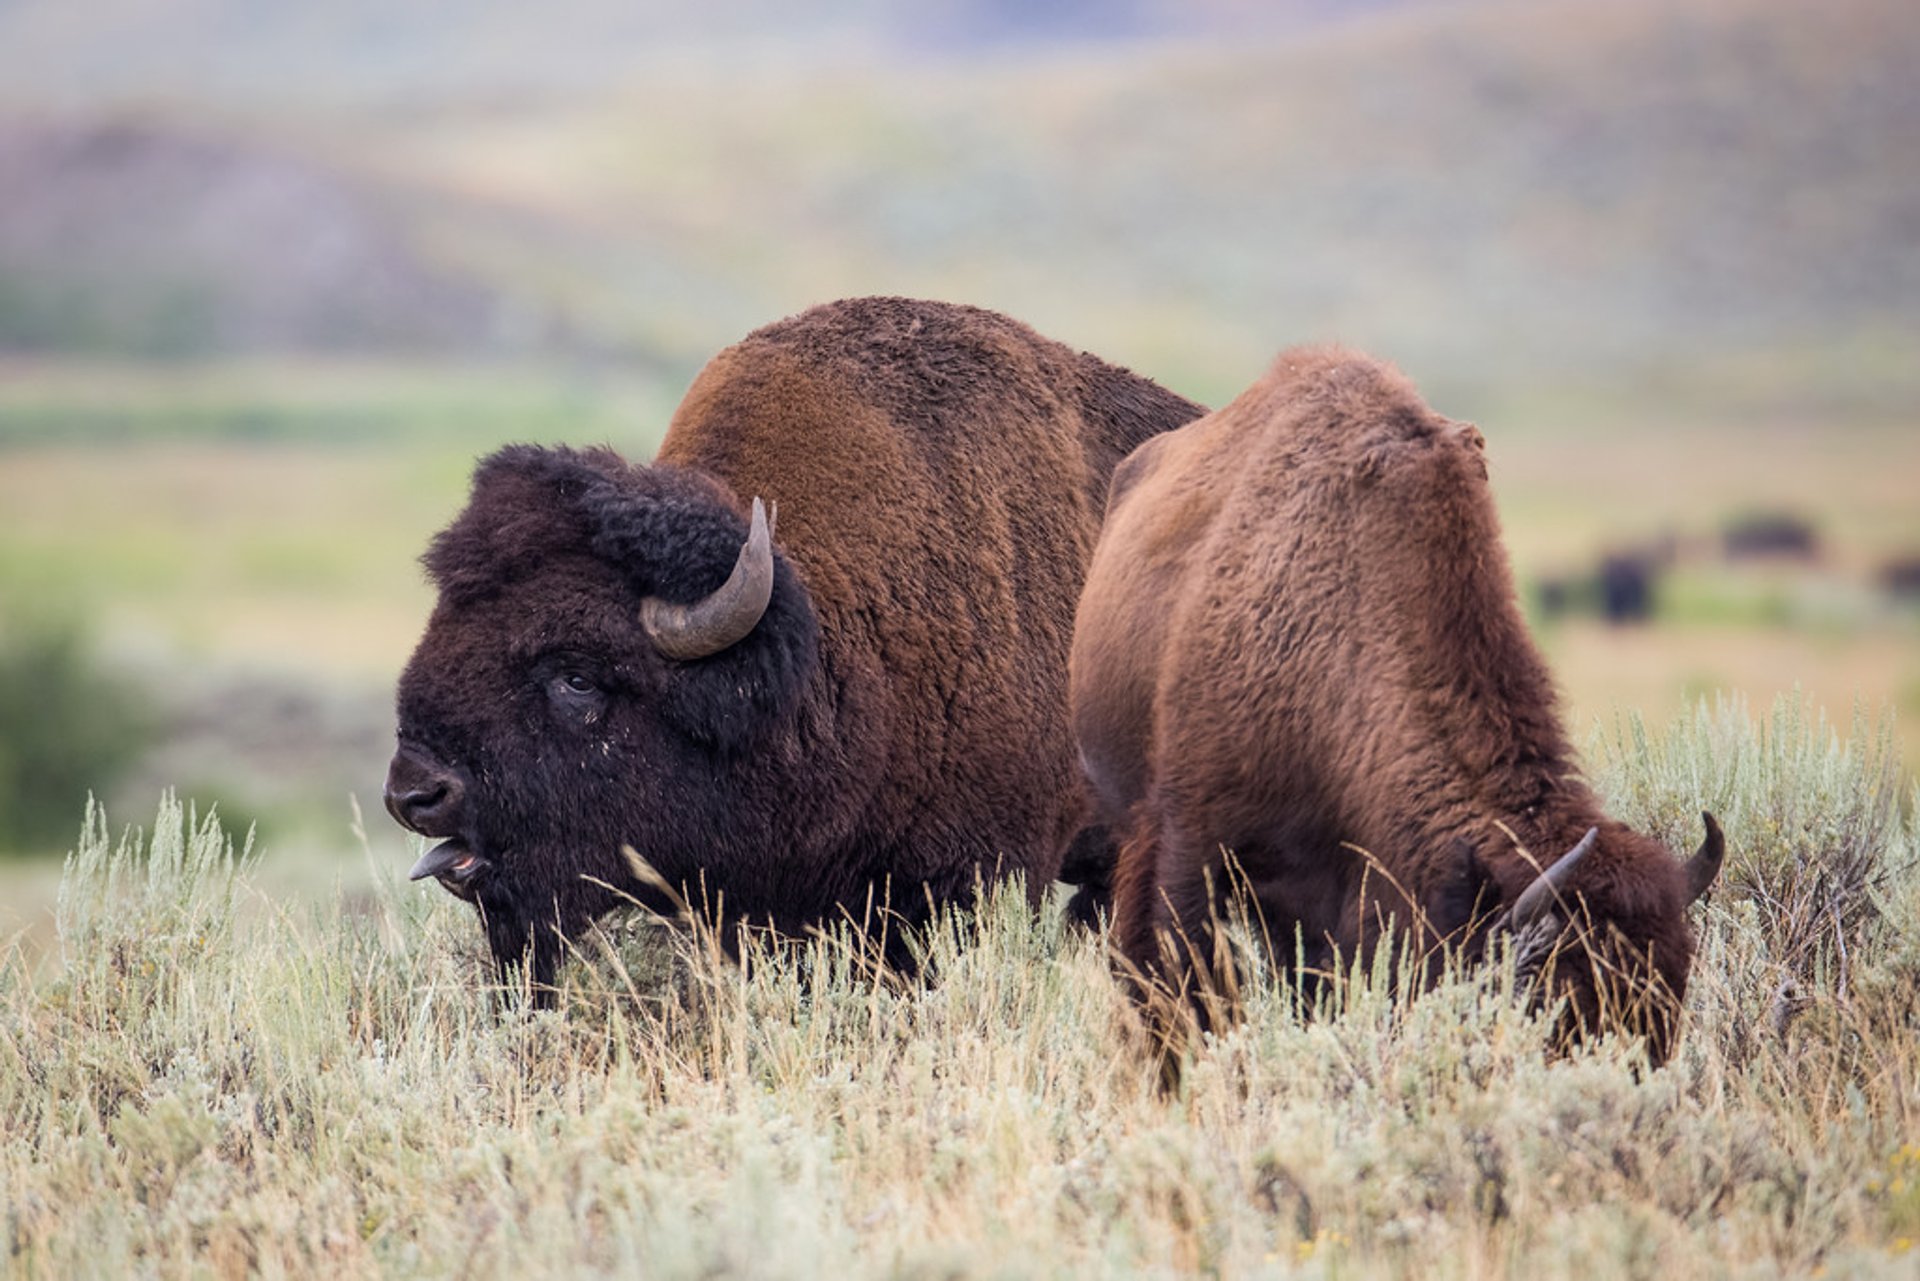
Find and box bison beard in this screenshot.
[385,297,1204,999]
[1072,346,1723,1067]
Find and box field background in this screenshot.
[1,0,1919,1274]
[3,0,1918,915]
[0,0,1915,866]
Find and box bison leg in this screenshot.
[477,895,566,1010]
[1059,824,1118,927]
[1112,816,1236,1060]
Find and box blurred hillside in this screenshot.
[0,121,525,357]
[0,0,1913,404]
[0,0,1916,860]
[0,2,1445,103]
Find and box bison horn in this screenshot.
[640,497,775,661]
[1685,811,1725,904]
[1507,826,1597,933]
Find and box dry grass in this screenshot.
[3,698,1917,1277]
[1548,623,1920,787]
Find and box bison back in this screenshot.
[665,297,1203,915]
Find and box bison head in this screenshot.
[1497,813,1724,1065]
[384,445,818,997]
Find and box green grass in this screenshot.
[0,359,679,449]
[2,363,1916,860]
[3,698,1917,1276]
[0,361,676,674]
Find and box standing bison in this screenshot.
[1071,346,1721,1064]
[385,296,1203,995]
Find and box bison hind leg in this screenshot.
[1111,816,1253,1081]
[1059,824,1119,928]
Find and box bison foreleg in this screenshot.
[477,895,566,1010]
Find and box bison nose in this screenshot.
[383,747,467,837]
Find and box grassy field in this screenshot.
[7,0,1917,399]
[1488,408,1920,778]
[0,361,672,680]
[3,365,1915,671]
[2,358,1912,859]
[1,697,1915,1277]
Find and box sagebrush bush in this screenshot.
[0,609,153,853]
[3,698,1917,1278]
[1594,693,1913,994]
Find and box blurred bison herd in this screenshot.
[386,297,1742,1068]
[1537,509,1920,626]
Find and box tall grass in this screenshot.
[4,700,1918,1277]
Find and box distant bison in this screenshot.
[1876,554,1920,603]
[1721,511,1819,562]
[385,297,1203,996]
[1597,549,1658,624]
[1071,347,1721,1064]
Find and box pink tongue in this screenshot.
[454,854,478,873]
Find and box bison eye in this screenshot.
[546,671,606,716]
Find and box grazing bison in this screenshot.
[384,296,1203,995]
[1071,346,1722,1064]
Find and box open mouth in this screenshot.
[408,839,492,900]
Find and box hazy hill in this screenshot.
[0,119,526,357]
[0,0,1914,407]
[0,1,1445,103]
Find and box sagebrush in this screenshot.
[2,694,1916,1277]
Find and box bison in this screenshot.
[384,296,1203,996]
[1070,346,1722,1065]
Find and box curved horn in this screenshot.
[640,497,775,661]
[1507,827,1597,933]
[1685,811,1725,904]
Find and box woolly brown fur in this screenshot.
[390,297,1203,993]
[1071,346,1703,1064]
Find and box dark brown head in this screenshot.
[1499,813,1724,1065]
[384,444,818,991]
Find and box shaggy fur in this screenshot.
[1071,346,1705,1064]
[388,297,1203,993]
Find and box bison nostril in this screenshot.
[398,783,447,822]
[383,752,466,834]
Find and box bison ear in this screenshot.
[1453,421,1489,480]
[1357,440,1415,484]
[640,498,776,661]
[581,470,819,753]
